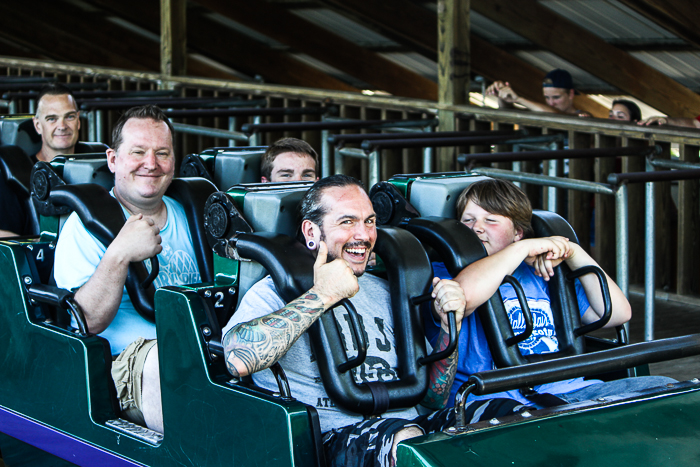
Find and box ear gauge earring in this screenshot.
[307,240,316,250]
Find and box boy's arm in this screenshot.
[563,243,631,327]
[454,237,570,315]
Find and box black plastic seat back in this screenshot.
[0,115,42,156]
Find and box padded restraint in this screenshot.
[0,145,39,234]
[74,141,110,154]
[236,226,434,416]
[46,183,157,322]
[165,177,217,283]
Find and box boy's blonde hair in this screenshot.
[456,179,533,237]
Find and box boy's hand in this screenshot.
[530,254,563,281]
[523,237,572,279]
[431,277,466,333]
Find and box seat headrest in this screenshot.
[405,175,491,218]
[75,141,109,154]
[0,116,41,157]
[531,210,578,243]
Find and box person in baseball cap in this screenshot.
[486,68,590,117]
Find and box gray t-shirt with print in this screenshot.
[222,273,419,433]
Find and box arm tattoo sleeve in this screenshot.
[224,291,326,377]
[422,327,458,410]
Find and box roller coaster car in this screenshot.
[2,174,700,466]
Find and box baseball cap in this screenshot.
[542,69,574,90]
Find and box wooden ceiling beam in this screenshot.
[0,0,240,81]
[320,0,608,117]
[86,0,354,89]
[472,0,700,118]
[0,35,49,61]
[617,0,700,51]
[0,3,152,71]
[186,13,359,91]
[191,0,438,100]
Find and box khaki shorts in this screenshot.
[111,337,157,427]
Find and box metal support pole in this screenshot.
[369,150,380,189]
[250,115,262,146]
[334,146,344,175]
[28,99,36,114]
[422,147,433,173]
[95,110,104,143]
[512,161,522,188]
[615,184,630,336]
[171,122,249,142]
[547,160,558,212]
[228,117,237,147]
[8,100,16,114]
[321,129,331,178]
[645,159,656,341]
[88,110,96,142]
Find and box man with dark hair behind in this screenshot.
[260,137,318,183]
[222,174,529,467]
[424,178,674,408]
[54,105,200,433]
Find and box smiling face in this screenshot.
[308,185,377,276]
[107,118,174,211]
[460,200,523,255]
[33,93,80,158]
[263,151,317,183]
[543,87,575,113]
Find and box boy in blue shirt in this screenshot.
[425,178,673,406]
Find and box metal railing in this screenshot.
[2,57,700,304]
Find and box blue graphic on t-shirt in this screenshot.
[504,297,559,355]
[151,244,201,288]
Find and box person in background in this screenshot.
[608,99,641,122]
[486,69,590,117]
[260,137,318,183]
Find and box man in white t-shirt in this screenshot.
[54,105,200,433]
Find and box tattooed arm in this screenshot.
[224,241,359,377]
[422,278,465,409]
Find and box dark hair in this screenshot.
[111,105,174,152]
[611,99,642,122]
[261,137,318,180]
[300,174,365,227]
[456,179,533,237]
[35,83,77,114]
[542,68,574,91]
